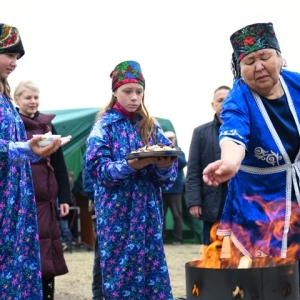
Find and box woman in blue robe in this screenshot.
[203,22,300,262]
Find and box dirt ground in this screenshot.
[54,243,202,300]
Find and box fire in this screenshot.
[192,194,300,269]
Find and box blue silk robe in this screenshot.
[217,69,300,259]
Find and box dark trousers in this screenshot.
[92,218,104,299]
[42,277,54,300]
[203,220,215,245]
[163,193,183,242]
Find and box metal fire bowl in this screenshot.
[186,258,299,300]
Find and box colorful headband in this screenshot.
[230,22,280,62]
[0,23,25,59]
[110,60,145,91]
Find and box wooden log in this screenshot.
[238,255,252,268]
[220,236,231,258]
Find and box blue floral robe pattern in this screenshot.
[0,94,42,299]
[85,109,177,300]
[217,69,300,259]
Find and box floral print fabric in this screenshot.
[110,60,145,91]
[85,109,177,299]
[0,23,24,58]
[0,24,19,51]
[230,22,280,61]
[0,93,42,298]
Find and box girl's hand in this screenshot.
[29,136,62,156]
[60,135,72,146]
[127,157,157,170]
[153,156,177,168]
[127,156,177,170]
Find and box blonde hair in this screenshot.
[96,94,156,146]
[14,80,40,101]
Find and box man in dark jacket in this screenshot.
[162,131,187,245]
[186,85,230,245]
[82,166,104,300]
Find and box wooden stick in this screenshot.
[220,236,231,258]
[238,256,252,268]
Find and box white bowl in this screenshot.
[33,134,62,146]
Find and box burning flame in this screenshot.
[191,194,300,269]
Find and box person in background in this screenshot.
[162,131,187,245]
[84,60,178,299]
[203,22,300,269]
[82,165,104,300]
[186,85,230,245]
[14,80,73,299]
[0,23,61,299]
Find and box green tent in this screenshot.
[43,108,202,244]
[43,108,99,180]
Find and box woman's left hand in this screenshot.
[153,156,177,168]
[60,203,70,217]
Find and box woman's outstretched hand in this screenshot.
[203,159,237,186]
[203,141,245,186]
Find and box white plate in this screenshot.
[32,134,62,146]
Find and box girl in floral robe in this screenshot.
[0,23,61,299]
[85,61,178,299]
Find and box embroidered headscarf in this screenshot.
[0,23,25,59]
[230,22,280,62]
[110,60,145,91]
